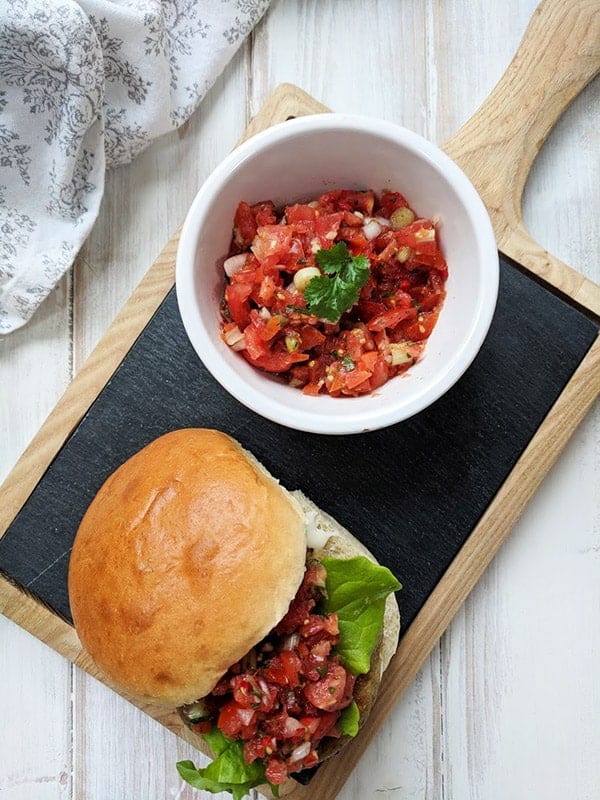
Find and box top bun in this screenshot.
[68,428,307,707]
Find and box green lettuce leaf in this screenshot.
[339,700,360,736]
[177,557,400,796]
[321,556,401,675]
[176,729,278,800]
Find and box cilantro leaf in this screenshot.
[321,556,401,675]
[314,242,355,274]
[303,243,370,322]
[341,354,355,371]
[177,729,279,800]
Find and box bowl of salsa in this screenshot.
[176,114,498,434]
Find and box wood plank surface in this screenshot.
[1,1,599,799]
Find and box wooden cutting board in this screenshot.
[0,1,599,798]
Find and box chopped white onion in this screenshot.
[283,632,300,650]
[223,325,245,347]
[290,742,311,763]
[230,337,246,351]
[223,254,247,277]
[375,216,391,227]
[238,707,256,726]
[284,717,306,737]
[259,306,272,321]
[223,326,246,351]
[293,266,321,291]
[363,218,382,240]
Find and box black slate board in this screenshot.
[0,255,597,635]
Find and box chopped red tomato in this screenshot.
[201,559,357,784]
[221,189,447,396]
[366,306,418,332]
[303,663,347,710]
[217,701,258,739]
[265,758,288,786]
[233,201,277,249]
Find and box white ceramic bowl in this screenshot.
[176,114,498,435]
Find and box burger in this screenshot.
[68,428,400,797]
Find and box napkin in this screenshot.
[0,0,270,334]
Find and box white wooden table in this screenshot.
[1,2,599,798]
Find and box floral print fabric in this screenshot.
[0,0,270,333]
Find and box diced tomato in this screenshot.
[303,664,348,710]
[243,321,268,360]
[280,650,302,688]
[285,203,317,223]
[302,381,323,396]
[262,656,289,687]
[366,306,418,332]
[299,324,325,350]
[311,711,340,742]
[344,369,371,391]
[217,701,257,739]
[202,558,362,786]
[300,749,320,769]
[342,210,364,227]
[336,189,375,214]
[377,190,409,218]
[302,561,328,594]
[222,189,447,399]
[338,225,369,251]
[244,735,275,764]
[275,598,314,635]
[253,201,277,227]
[232,201,277,250]
[225,283,252,327]
[300,613,339,640]
[231,676,257,709]
[265,757,288,786]
[252,225,293,267]
[243,348,308,373]
[257,275,277,305]
[233,201,258,249]
[289,364,310,387]
[190,719,212,734]
[401,308,441,341]
[315,212,344,246]
[370,357,389,389]
[299,717,321,737]
[358,300,387,321]
[358,351,379,372]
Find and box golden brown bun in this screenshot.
[68,429,307,707]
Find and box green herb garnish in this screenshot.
[321,556,401,675]
[341,354,355,371]
[339,700,361,736]
[177,729,279,800]
[177,557,400,797]
[303,243,370,323]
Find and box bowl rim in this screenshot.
[176,113,499,435]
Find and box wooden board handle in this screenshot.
[444,0,600,315]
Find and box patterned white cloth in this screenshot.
[0,0,269,333]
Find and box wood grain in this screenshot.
[0,1,599,798]
[444,0,600,315]
[1,91,599,800]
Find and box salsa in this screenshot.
[220,189,447,397]
[185,561,355,785]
